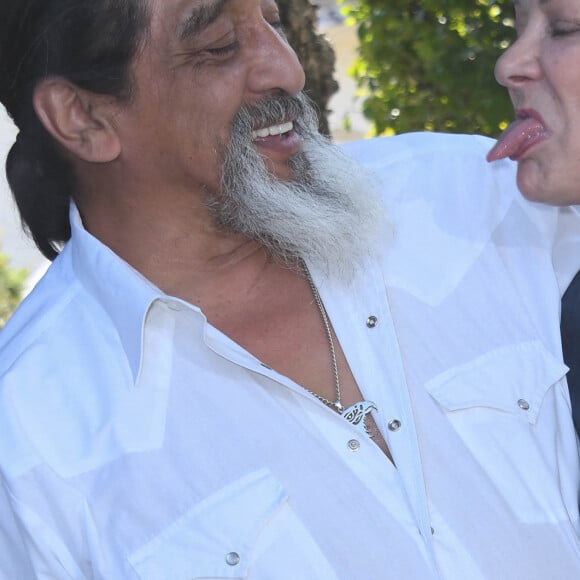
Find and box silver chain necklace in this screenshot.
[303,263,378,436]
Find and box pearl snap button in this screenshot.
[366,316,378,328]
[225,552,240,566]
[348,439,361,451]
[517,399,530,411]
[388,419,402,432]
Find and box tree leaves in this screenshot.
[0,252,26,328]
[342,0,515,136]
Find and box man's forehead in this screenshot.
[146,0,236,39]
[178,0,233,40]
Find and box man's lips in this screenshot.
[251,120,301,158]
[252,121,294,140]
[486,111,551,162]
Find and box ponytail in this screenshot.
[6,129,72,260]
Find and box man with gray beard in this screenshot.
[215,93,387,282]
[1,1,580,579]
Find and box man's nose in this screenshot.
[245,21,306,98]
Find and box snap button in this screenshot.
[431,527,435,535]
[225,552,241,567]
[517,399,530,411]
[388,419,402,432]
[366,316,378,328]
[348,439,361,452]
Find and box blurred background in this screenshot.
[0,0,515,322]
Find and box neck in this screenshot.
[76,183,280,307]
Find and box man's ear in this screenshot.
[33,77,122,163]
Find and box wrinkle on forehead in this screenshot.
[179,0,233,40]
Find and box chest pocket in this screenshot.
[423,340,572,522]
[128,469,337,580]
[424,340,568,425]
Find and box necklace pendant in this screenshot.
[340,401,378,436]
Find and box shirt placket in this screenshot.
[313,264,440,571]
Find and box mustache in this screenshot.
[233,92,315,135]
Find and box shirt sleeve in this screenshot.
[0,476,82,579]
[553,205,580,297]
[0,477,37,578]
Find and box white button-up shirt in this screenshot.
[1,133,580,579]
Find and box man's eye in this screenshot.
[206,40,240,56]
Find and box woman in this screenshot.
[487,0,580,433]
[487,0,580,205]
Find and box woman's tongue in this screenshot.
[486,117,546,162]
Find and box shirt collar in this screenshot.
[68,205,164,382]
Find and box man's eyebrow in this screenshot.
[179,0,233,40]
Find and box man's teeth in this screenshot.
[252,121,294,139]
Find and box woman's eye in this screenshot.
[551,20,580,37]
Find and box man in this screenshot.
[1,0,579,578]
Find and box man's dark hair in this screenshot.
[0,0,149,260]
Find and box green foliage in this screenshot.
[0,253,26,328]
[341,0,516,136]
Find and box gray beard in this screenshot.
[209,92,390,283]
